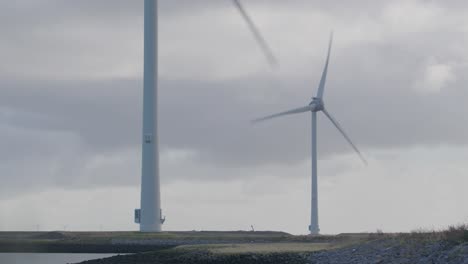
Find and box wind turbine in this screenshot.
[136,0,277,232]
[252,33,366,235]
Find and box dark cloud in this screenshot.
[2,65,468,166]
[2,0,468,197]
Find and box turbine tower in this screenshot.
[137,0,162,232]
[136,0,277,232]
[253,33,366,235]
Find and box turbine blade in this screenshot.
[252,106,311,123]
[233,0,278,67]
[322,108,367,165]
[316,32,333,99]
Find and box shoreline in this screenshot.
[1,229,466,263]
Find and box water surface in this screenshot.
[0,253,117,264]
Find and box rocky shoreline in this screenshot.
[1,230,467,263]
[79,250,311,264]
[79,239,468,264]
[309,238,468,264]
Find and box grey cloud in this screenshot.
[2,64,468,167]
[2,0,468,197]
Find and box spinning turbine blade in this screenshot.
[322,108,367,165]
[316,32,333,99]
[233,0,278,67]
[252,106,311,123]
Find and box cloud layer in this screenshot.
[1,0,468,233]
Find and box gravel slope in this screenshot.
[78,239,468,264]
[309,239,468,264]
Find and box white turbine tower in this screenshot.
[253,33,366,235]
[136,0,277,232]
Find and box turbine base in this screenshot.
[309,225,320,235]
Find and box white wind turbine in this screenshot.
[137,0,277,232]
[252,34,366,235]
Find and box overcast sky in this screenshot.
[1,0,468,235]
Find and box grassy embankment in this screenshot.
[77,225,468,264]
[0,230,348,253]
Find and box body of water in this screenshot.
[0,253,117,264]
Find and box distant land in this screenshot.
[0,227,467,263]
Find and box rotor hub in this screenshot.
[310,97,324,112]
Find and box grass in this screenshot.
[0,230,291,242]
[367,224,468,243]
[406,224,468,242]
[442,224,468,242]
[3,226,467,254]
[178,242,336,254]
